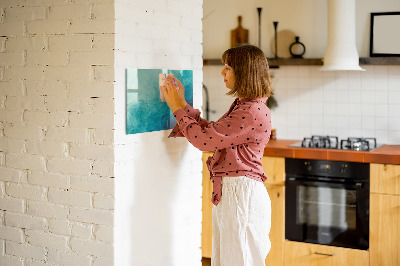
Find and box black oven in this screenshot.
[285,158,369,250]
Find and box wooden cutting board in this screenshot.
[231,16,249,48]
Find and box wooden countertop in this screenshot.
[263,139,400,165]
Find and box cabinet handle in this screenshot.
[314,252,335,257]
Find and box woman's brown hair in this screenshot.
[221,44,273,99]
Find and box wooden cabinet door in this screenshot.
[370,163,400,195]
[201,152,213,258]
[370,193,400,266]
[262,156,285,265]
[264,184,284,266]
[262,156,285,186]
[284,241,369,266]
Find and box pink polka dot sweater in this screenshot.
[169,97,272,206]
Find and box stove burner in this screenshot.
[294,136,378,151]
[340,137,377,151]
[301,135,339,149]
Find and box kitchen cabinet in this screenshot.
[370,193,400,266]
[370,163,400,195]
[261,156,285,266]
[202,156,400,265]
[201,153,286,266]
[370,163,400,266]
[261,156,285,186]
[284,241,369,266]
[264,184,284,265]
[201,152,213,258]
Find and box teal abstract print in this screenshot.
[126,69,193,134]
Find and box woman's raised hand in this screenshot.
[171,76,187,108]
[160,77,185,113]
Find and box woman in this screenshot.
[161,44,273,266]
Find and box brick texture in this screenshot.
[5,212,48,231]
[6,241,47,261]
[0,4,115,265]
[0,0,204,265]
[113,0,203,265]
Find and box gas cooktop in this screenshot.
[289,135,382,151]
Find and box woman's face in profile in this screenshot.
[221,64,235,89]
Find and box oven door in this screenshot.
[285,177,369,250]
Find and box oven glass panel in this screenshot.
[297,186,357,230]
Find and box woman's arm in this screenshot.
[169,104,212,137]
[163,78,266,151]
[173,106,257,152]
[163,77,211,137]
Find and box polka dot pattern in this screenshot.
[168,97,272,206]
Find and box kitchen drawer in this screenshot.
[284,240,369,266]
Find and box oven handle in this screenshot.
[286,177,364,189]
[314,252,335,257]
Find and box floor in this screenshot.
[202,257,211,266]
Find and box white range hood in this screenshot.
[320,0,365,71]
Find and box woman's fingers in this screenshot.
[161,82,182,113]
[160,85,167,95]
[161,81,178,101]
[174,78,184,89]
[165,79,178,95]
[168,77,185,104]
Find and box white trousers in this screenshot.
[212,176,271,266]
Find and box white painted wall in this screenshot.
[113,0,203,265]
[203,0,400,144]
[203,0,400,58]
[0,0,115,265]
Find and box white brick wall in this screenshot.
[1,0,204,264]
[113,0,203,265]
[0,0,115,265]
[5,213,48,231]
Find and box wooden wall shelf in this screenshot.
[203,57,400,67]
[203,58,323,67]
[359,57,400,65]
[268,58,323,67]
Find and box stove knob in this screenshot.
[305,162,312,171]
[340,164,347,174]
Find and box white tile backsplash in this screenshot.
[203,64,400,144]
[375,104,389,117]
[376,94,388,107]
[374,77,388,91]
[389,105,400,117]
[389,117,400,131]
[361,104,374,117]
[388,91,400,104]
[336,115,349,129]
[375,130,389,144]
[323,103,336,116]
[374,65,388,77]
[388,76,400,91]
[362,90,375,103]
[388,65,400,76]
